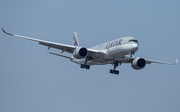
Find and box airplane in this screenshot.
[2,28,178,75]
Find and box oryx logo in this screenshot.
[73,34,78,46]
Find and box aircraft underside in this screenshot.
[71,52,132,75]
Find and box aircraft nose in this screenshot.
[131,43,139,52]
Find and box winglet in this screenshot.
[174,59,178,65]
[1,28,14,36]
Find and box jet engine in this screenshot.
[131,57,146,70]
[73,47,88,59]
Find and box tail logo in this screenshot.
[73,34,78,46]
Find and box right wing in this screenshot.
[2,28,106,59]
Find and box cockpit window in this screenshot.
[129,39,138,43]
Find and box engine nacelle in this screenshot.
[131,57,146,70]
[73,47,88,59]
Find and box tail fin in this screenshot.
[73,31,79,47]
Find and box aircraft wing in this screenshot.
[145,59,178,65]
[2,28,106,59]
[119,56,178,65]
[2,28,76,54]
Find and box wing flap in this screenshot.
[87,48,106,59]
[47,52,73,59]
[39,42,75,53]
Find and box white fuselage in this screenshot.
[71,36,139,65]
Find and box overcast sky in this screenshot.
[0,0,180,112]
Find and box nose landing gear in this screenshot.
[130,52,135,58]
[128,52,135,62]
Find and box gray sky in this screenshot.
[0,0,180,112]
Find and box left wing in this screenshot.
[2,28,106,59]
[145,59,178,65]
[119,56,178,65]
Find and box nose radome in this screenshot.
[131,43,139,52]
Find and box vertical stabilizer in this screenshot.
[73,31,79,47]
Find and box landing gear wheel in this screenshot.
[115,70,119,75]
[110,69,114,73]
[110,69,119,75]
[85,65,90,69]
[80,64,90,70]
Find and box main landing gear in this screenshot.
[80,57,91,69]
[110,60,119,75]
[110,69,119,74]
